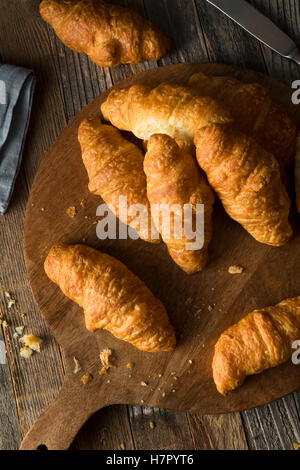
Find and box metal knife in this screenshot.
[206,0,300,65]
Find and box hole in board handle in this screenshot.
[36,444,48,451]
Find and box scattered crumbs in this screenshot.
[20,334,42,352]
[92,220,97,225]
[99,348,116,374]
[40,207,45,212]
[162,392,166,398]
[20,346,33,359]
[66,205,77,218]
[170,371,176,376]
[149,421,155,429]
[141,399,144,404]
[188,360,193,365]
[73,357,81,374]
[158,373,162,378]
[141,381,148,387]
[5,291,16,309]
[172,389,176,393]
[128,374,132,378]
[228,265,244,275]
[207,305,213,312]
[120,442,125,450]
[172,376,178,381]
[15,326,24,336]
[106,379,111,384]
[80,199,87,208]
[185,297,193,306]
[126,362,134,369]
[293,442,300,450]
[81,372,93,385]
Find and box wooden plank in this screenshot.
[187,413,248,450]
[128,407,196,450]
[0,0,67,443]
[0,329,21,450]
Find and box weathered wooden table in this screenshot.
[0,0,299,451]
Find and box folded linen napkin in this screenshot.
[0,64,36,215]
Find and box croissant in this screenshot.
[40,0,170,67]
[189,72,298,168]
[194,124,293,246]
[144,134,215,274]
[44,243,176,352]
[78,118,159,243]
[213,296,300,395]
[101,82,232,142]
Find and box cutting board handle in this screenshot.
[20,378,102,450]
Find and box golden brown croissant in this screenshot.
[78,118,159,243]
[101,82,232,142]
[189,72,298,168]
[213,296,300,395]
[194,124,293,247]
[144,134,215,274]
[44,243,176,352]
[40,0,170,67]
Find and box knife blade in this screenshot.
[206,0,300,65]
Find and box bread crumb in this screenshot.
[228,265,244,274]
[172,389,176,393]
[5,291,15,309]
[81,372,92,385]
[20,334,42,352]
[185,297,193,306]
[188,359,193,365]
[73,357,81,374]
[158,373,162,378]
[80,199,87,208]
[0,320,8,328]
[293,442,300,450]
[141,399,144,404]
[40,207,45,212]
[66,205,77,218]
[162,392,166,398]
[106,379,111,384]
[149,421,155,429]
[207,305,213,311]
[15,326,24,336]
[120,442,125,450]
[99,348,116,373]
[126,362,134,369]
[141,381,148,387]
[20,346,33,359]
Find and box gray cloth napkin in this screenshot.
[0,64,36,215]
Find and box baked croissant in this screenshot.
[189,72,298,168]
[78,118,159,243]
[213,296,300,395]
[40,0,170,67]
[44,243,176,352]
[101,82,232,142]
[144,134,215,274]
[194,124,293,246]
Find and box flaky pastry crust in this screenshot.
[44,243,176,352]
[40,0,170,67]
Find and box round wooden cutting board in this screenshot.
[22,63,300,450]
